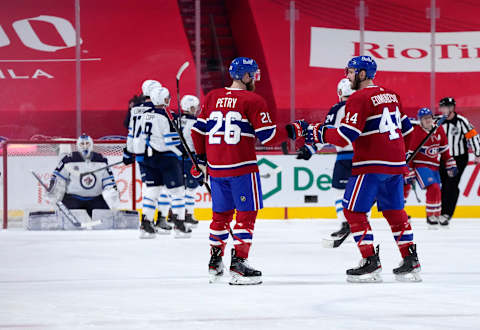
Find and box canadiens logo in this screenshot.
[240,196,246,202]
[80,173,96,190]
[425,145,440,157]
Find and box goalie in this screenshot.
[47,134,120,217]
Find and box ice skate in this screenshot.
[185,212,199,228]
[346,245,382,283]
[208,246,225,283]
[229,248,262,285]
[426,216,439,230]
[438,214,450,228]
[393,244,422,282]
[155,216,172,235]
[172,214,192,238]
[139,215,156,239]
[331,221,350,238]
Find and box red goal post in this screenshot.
[1,139,138,229]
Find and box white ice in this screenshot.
[1,219,480,330]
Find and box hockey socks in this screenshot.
[344,209,375,258]
[383,209,414,258]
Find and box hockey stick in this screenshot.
[411,181,421,203]
[31,171,101,228]
[177,61,189,188]
[406,116,447,164]
[79,160,123,179]
[321,231,350,248]
[164,105,212,195]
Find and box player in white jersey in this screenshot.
[180,94,201,227]
[124,80,175,234]
[48,134,120,217]
[138,86,191,238]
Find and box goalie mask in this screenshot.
[180,94,200,115]
[77,134,93,159]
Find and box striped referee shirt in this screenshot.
[441,113,480,157]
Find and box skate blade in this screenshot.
[139,231,156,239]
[155,228,172,235]
[395,272,422,282]
[347,269,383,283]
[394,267,422,282]
[186,223,198,228]
[229,273,262,285]
[209,270,224,283]
[439,224,450,229]
[174,231,192,239]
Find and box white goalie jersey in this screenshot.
[49,151,117,199]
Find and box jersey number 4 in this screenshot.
[208,111,242,145]
[379,106,401,140]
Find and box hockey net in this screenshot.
[1,139,139,229]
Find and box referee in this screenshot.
[438,97,480,226]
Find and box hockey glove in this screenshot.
[404,167,416,185]
[122,147,134,165]
[286,120,309,140]
[308,123,327,144]
[445,158,458,177]
[296,144,317,160]
[190,154,207,185]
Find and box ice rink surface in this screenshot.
[1,218,480,330]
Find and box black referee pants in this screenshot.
[439,153,469,217]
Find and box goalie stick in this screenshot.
[322,117,447,249]
[31,170,101,229]
[79,160,123,179]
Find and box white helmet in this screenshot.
[141,80,162,97]
[77,133,93,159]
[150,87,171,107]
[337,78,354,100]
[180,95,200,114]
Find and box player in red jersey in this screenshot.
[404,108,457,228]
[288,55,421,282]
[190,57,284,285]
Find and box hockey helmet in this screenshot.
[346,55,377,79]
[150,87,171,107]
[417,107,433,120]
[77,134,93,159]
[229,57,259,81]
[337,78,354,99]
[180,94,200,114]
[439,97,456,107]
[141,80,162,97]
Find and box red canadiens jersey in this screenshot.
[406,124,452,170]
[191,87,280,177]
[325,85,413,176]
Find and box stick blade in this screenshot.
[176,61,190,80]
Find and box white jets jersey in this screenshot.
[181,114,196,153]
[126,102,155,155]
[52,152,116,197]
[141,108,182,156]
[323,100,354,153]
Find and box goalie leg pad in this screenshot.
[25,210,62,230]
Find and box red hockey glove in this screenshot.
[286,120,309,140]
[445,158,458,177]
